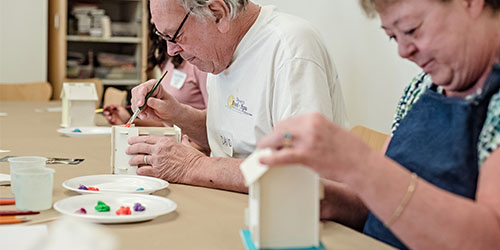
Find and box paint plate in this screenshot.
[57,127,111,137]
[54,193,176,224]
[63,174,169,194]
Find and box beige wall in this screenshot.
[255,0,421,133]
[0,0,48,83]
[0,0,421,133]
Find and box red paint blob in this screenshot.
[116,206,132,215]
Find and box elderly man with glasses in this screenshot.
[128,0,347,193]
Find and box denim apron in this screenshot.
[363,62,500,249]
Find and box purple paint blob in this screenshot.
[78,184,88,190]
[133,202,146,212]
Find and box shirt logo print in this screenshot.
[226,95,253,116]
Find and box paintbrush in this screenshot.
[125,70,169,128]
[0,216,28,224]
[98,105,131,114]
[0,210,40,216]
[0,198,15,205]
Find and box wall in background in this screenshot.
[254,0,420,133]
[0,0,48,83]
[0,0,419,132]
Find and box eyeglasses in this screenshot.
[154,11,191,44]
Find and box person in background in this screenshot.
[257,0,500,249]
[127,0,348,193]
[103,19,207,126]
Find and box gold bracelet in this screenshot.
[384,172,418,227]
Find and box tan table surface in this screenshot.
[0,101,395,250]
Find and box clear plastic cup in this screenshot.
[8,156,47,173]
[8,156,47,192]
[12,167,55,211]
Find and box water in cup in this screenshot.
[12,167,56,211]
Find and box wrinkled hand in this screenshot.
[257,113,371,181]
[130,79,183,124]
[103,104,130,125]
[126,134,205,183]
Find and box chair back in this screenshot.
[0,82,52,101]
[103,87,127,106]
[350,125,388,152]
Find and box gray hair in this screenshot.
[359,0,500,18]
[178,0,249,20]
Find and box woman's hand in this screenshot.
[257,113,372,181]
[103,104,130,125]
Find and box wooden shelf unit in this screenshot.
[49,0,148,99]
[67,35,142,44]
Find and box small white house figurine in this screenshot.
[60,82,98,127]
[111,125,181,175]
[240,148,324,250]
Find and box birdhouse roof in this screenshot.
[240,148,273,186]
[60,82,98,101]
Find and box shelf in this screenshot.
[101,79,141,86]
[67,35,142,44]
[49,0,147,98]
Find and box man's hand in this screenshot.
[130,79,184,124]
[126,135,205,183]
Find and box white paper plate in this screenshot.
[54,193,177,224]
[63,174,169,194]
[57,127,111,137]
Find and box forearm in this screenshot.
[320,179,369,231]
[184,156,247,193]
[344,152,500,250]
[395,178,500,250]
[170,105,210,151]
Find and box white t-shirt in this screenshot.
[206,5,348,158]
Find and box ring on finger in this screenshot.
[282,132,293,148]
[143,155,148,165]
